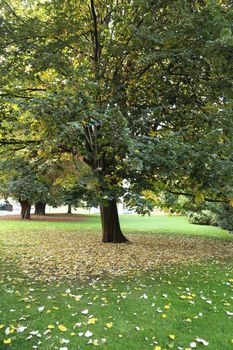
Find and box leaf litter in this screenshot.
[0,231,233,282]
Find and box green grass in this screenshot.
[0,214,233,349]
[0,261,233,349]
[0,214,232,241]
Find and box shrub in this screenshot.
[214,204,233,233]
[188,210,217,226]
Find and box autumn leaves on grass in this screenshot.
[1,231,233,282]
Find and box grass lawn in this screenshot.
[0,214,233,349]
[0,214,232,240]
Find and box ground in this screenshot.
[0,214,233,349]
[1,230,233,282]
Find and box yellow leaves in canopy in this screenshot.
[229,278,233,283]
[195,191,204,203]
[149,130,159,137]
[161,314,167,319]
[3,338,12,345]
[169,334,175,340]
[37,68,58,82]
[58,325,67,332]
[105,322,113,329]
[154,346,162,350]
[87,318,97,325]
[229,199,233,206]
[142,190,160,204]
[0,324,4,329]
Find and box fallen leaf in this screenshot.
[58,325,67,332]
[3,338,12,345]
[106,322,113,329]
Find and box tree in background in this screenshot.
[0,157,49,219]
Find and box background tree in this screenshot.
[0,157,49,218]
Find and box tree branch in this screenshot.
[90,0,100,64]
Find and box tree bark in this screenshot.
[19,200,31,219]
[67,204,72,214]
[34,202,46,215]
[101,199,128,243]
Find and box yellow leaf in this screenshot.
[87,318,98,325]
[185,348,192,350]
[164,304,170,310]
[185,318,192,323]
[195,191,204,203]
[149,130,158,137]
[169,334,175,340]
[3,338,11,345]
[0,324,4,329]
[162,314,167,319]
[47,325,55,329]
[58,325,67,332]
[228,199,233,206]
[154,346,162,350]
[180,295,187,300]
[106,322,113,329]
[70,332,76,336]
[229,279,233,283]
[93,339,99,346]
[8,326,15,334]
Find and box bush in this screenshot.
[214,204,233,233]
[188,210,217,226]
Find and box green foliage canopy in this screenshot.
[1,0,233,213]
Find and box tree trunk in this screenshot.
[67,204,72,214]
[34,202,46,215]
[101,199,128,243]
[19,200,31,219]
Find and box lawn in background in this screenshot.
[0,214,232,241]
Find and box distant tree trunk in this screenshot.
[35,202,46,215]
[101,199,128,243]
[67,204,72,214]
[19,200,31,219]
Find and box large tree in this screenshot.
[1,0,233,241]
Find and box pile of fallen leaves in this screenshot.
[1,230,233,282]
